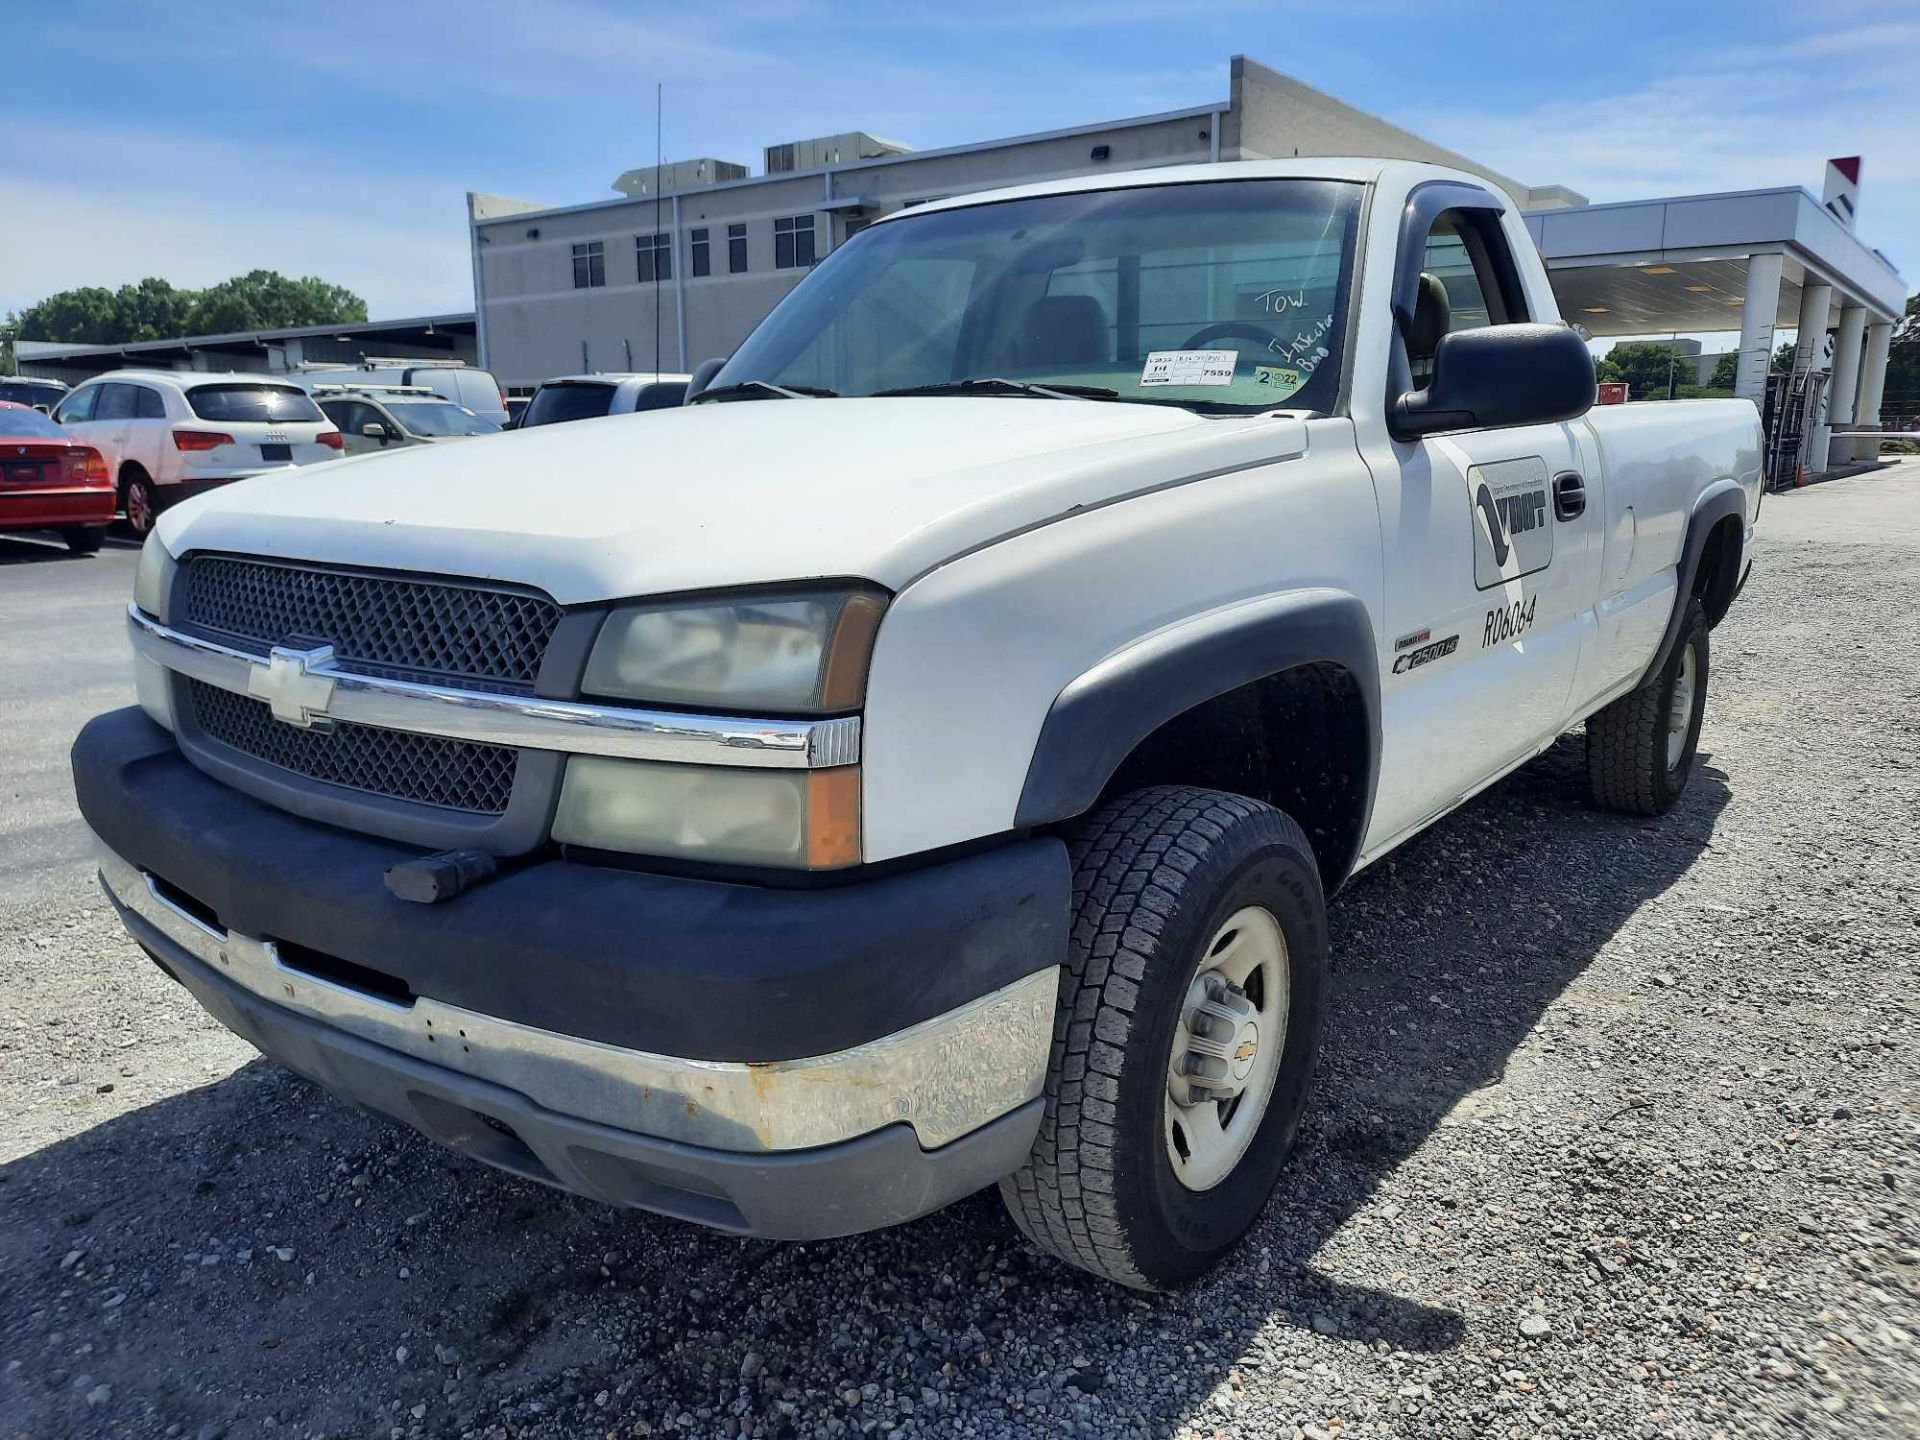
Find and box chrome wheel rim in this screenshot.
[126,483,153,536]
[1164,905,1289,1192]
[1666,644,1697,770]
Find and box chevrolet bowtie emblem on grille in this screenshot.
[248,645,339,730]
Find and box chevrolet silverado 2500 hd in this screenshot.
[75,160,1761,1289]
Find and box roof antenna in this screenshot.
[654,81,663,380]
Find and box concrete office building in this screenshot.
[469,55,1905,474]
[468,58,1579,389]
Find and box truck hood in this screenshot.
[157,397,1310,604]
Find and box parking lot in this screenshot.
[1,468,1916,1440]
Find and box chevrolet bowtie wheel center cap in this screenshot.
[1164,906,1291,1192]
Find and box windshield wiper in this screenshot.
[691,380,838,403]
[871,377,1120,401]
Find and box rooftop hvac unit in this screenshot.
[763,132,912,174]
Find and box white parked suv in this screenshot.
[52,371,342,537]
[78,160,1761,1289]
[516,372,691,428]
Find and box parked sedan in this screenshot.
[316,387,501,457]
[517,372,690,428]
[0,402,115,553]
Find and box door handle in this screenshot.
[1553,471,1586,521]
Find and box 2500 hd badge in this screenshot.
[1483,594,1538,646]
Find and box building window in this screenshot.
[636,232,671,283]
[727,222,748,273]
[572,240,605,289]
[690,227,710,278]
[773,214,816,270]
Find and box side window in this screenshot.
[727,222,748,273]
[133,386,166,419]
[689,227,710,278]
[55,387,99,424]
[93,383,137,421]
[318,401,349,430]
[1407,207,1529,386]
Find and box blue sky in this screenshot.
[3,0,1914,323]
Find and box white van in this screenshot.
[292,360,508,427]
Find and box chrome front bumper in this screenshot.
[97,841,1053,1154]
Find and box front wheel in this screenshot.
[121,472,158,539]
[62,526,106,555]
[999,787,1327,1290]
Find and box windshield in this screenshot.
[714,178,1362,413]
[387,400,500,437]
[522,382,616,427]
[187,384,325,424]
[0,406,68,438]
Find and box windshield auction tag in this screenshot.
[1139,350,1238,387]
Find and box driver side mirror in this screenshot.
[1391,323,1595,441]
[360,421,389,444]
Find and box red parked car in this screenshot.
[0,401,116,553]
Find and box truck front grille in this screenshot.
[179,556,562,694]
[188,681,517,815]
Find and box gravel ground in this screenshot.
[2,467,1916,1440]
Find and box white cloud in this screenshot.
[1403,17,1920,284]
[0,121,472,317]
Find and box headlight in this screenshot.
[553,757,861,869]
[134,532,177,619]
[582,588,886,713]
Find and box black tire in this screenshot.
[1000,786,1327,1290]
[61,526,106,555]
[1588,597,1709,815]
[121,470,158,539]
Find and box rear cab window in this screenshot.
[523,383,617,426]
[186,384,326,425]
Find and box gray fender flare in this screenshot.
[1013,588,1381,873]
[1640,481,1748,687]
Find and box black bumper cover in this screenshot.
[115,894,1042,1239]
[73,707,1069,1063]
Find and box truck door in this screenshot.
[1361,189,1603,849]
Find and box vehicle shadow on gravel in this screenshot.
[0,735,1729,1439]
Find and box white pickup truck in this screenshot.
[76,159,1761,1290]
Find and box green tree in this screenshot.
[185,271,368,334]
[0,315,16,377]
[14,271,367,343]
[1882,292,1919,427]
[16,285,123,342]
[1596,341,1695,400]
[1707,351,1739,389]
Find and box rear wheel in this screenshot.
[61,526,106,555]
[999,786,1327,1289]
[121,471,158,539]
[1587,597,1709,815]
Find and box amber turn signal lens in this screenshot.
[805,768,862,869]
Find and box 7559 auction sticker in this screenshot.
[1139,350,1238,387]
